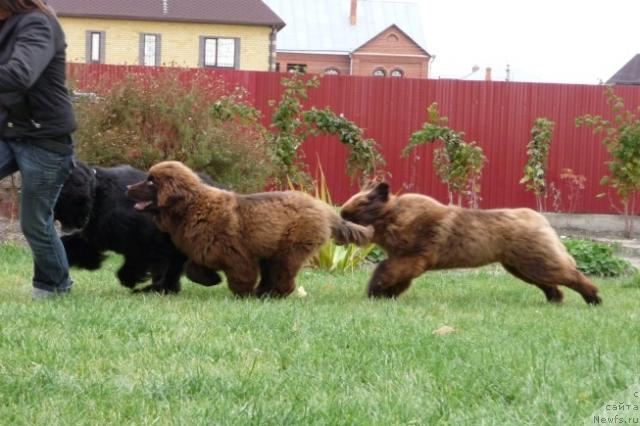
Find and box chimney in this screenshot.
[350,0,357,25]
[485,67,492,81]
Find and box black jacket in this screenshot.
[0,10,76,140]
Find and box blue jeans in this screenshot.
[0,139,74,292]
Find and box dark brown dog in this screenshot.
[340,182,601,305]
[126,161,373,297]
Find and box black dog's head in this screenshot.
[54,162,95,232]
[340,182,391,226]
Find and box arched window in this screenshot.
[387,33,399,43]
[324,68,339,75]
[372,68,386,77]
[390,68,404,78]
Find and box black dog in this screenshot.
[54,161,222,293]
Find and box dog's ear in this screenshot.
[156,176,187,208]
[368,182,390,202]
[54,163,95,229]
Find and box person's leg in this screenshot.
[11,141,74,294]
[0,140,18,179]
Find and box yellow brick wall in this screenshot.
[59,17,272,71]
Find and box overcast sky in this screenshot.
[418,0,640,84]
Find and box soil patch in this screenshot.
[0,217,25,245]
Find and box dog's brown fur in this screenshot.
[127,161,373,298]
[340,182,601,305]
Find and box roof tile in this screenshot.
[49,0,285,28]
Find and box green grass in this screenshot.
[0,244,639,425]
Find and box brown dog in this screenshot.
[126,161,373,297]
[340,182,601,305]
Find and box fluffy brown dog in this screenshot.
[126,161,373,297]
[340,182,601,305]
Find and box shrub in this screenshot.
[576,87,640,237]
[404,103,486,208]
[74,69,384,194]
[73,70,273,192]
[559,168,587,213]
[269,73,385,189]
[520,118,554,212]
[304,107,384,182]
[563,238,636,277]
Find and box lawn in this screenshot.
[0,243,638,425]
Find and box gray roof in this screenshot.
[49,0,285,28]
[607,54,640,85]
[263,0,429,55]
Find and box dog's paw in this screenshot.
[132,284,179,295]
[117,269,151,288]
[586,294,603,305]
[184,261,223,286]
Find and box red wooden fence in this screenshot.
[68,63,640,214]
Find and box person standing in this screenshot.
[0,0,76,298]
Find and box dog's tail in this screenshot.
[328,213,373,246]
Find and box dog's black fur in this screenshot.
[54,161,222,293]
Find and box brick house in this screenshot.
[263,0,431,78]
[49,0,284,71]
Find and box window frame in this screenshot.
[287,63,308,73]
[199,36,240,69]
[85,30,105,64]
[139,33,162,67]
[390,68,405,78]
[372,67,386,77]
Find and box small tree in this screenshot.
[560,168,587,214]
[404,103,486,207]
[304,108,384,181]
[576,86,640,237]
[520,118,554,212]
[268,73,384,188]
[268,74,321,187]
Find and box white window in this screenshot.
[324,68,339,75]
[217,38,235,67]
[204,38,217,67]
[142,34,158,66]
[390,69,404,78]
[90,33,101,62]
[202,37,237,68]
[373,68,386,77]
[87,31,105,63]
